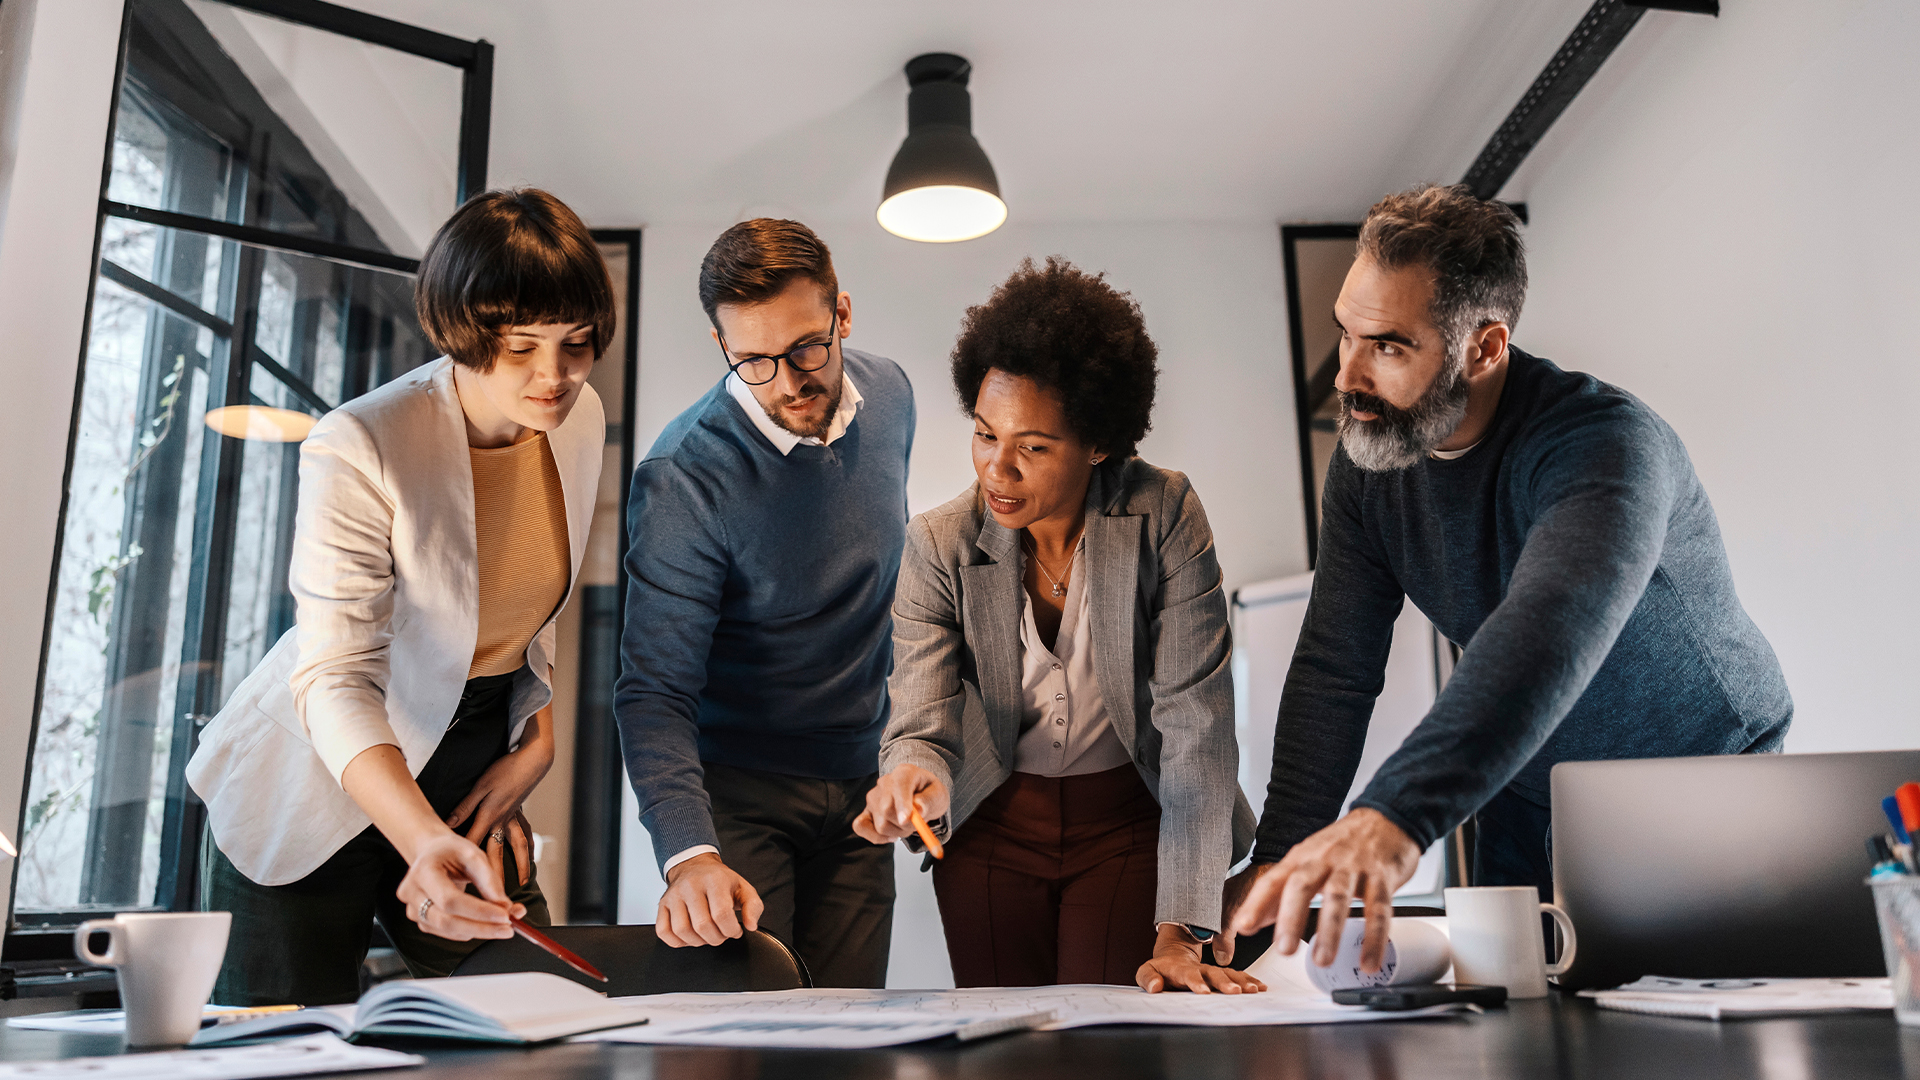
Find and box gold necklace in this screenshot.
[1022,535,1075,598]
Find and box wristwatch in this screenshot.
[1159,921,1217,944]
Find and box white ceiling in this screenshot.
[340,0,1604,229]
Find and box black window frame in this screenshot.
[7,0,492,953]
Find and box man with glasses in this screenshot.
[615,219,915,987]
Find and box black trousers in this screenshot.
[701,760,894,989]
[202,671,549,1006]
[1473,784,1555,899]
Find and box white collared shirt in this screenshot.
[1012,537,1132,777]
[725,369,864,455]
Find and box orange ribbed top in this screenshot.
[467,432,570,678]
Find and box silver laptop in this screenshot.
[1550,749,1920,991]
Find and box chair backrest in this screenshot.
[451,925,811,995]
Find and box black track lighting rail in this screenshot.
[1460,0,1718,202]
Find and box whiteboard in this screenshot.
[1231,571,1448,898]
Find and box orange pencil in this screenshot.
[909,805,945,860]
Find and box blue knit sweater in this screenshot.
[615,349,915,866]
[1254,348,1792,860]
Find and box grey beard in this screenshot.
[1336,356,1472,472]
[761,376,844,441]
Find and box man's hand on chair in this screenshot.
[657,853,764,947]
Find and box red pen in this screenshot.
[511,916,608,983]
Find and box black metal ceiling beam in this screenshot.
[1460,0,1718,201]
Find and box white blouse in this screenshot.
[1012,538,1133,777]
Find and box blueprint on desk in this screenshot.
[572,985,1467,1049]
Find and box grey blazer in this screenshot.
[879,458,1254,930]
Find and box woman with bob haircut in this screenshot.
[855,257,1261,993]
[187,188,614,1005]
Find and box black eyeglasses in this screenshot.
[718,310,838,386]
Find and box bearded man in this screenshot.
[1224,185,1791,975]
[616,219,914,987]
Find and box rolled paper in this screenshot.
[1305,917,1452,993]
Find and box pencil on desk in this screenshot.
[205,1005,302,1026]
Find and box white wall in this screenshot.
[632,219,1310,590]
[0,0,127,922]
[1506,0,1919,754]
[618,217,1310,985]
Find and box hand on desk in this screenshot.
[1227,808,1421,973]
[853,764,950,845]
[658,853,764,947]
[397,832,524,941]
[1136,924,1267,994]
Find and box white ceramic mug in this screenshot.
[74,911,231,1046]
[1444,886,1576,999]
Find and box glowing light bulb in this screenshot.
[877,186,1008,243]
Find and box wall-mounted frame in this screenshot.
[1281,223,1360,568]
[566,228,639,926]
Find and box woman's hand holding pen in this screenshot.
[444,706,556,887]
[340,744,522,942]
[397,832,525,942]
[854,765,950,845]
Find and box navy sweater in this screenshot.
[616,349,914,866]
[1255,348,1792,861]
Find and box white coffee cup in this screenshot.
[1444,886,1576,999]
[1305,916,1452,992]
[74,911,231,1046]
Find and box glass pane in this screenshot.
[245,244,434,407]
[16,229,431,913]
[184,0,464,260]
[17,287,215,912]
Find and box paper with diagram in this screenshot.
[576,983,1466,1048]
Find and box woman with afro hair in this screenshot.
[855,257,1260,993]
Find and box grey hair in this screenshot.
[1357,183,1527,352]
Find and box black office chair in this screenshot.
[451,924,812,995]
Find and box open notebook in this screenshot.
[191,972,647,1046]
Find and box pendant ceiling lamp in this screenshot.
[878,53,1006,243]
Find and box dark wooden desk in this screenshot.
[3,995,1916,1079]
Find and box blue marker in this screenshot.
[1869,836,1905,878]
[1886,796,1912,845]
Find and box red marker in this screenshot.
[1896,783,1920,836]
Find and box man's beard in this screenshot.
[760,375,844,441]
[1336,354,1471,472]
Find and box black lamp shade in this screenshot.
[877,54,1006,242]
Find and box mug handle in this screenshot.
[1541,903,1577,977]
[73,919,122,967]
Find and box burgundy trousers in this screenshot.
[932,764,1161,987]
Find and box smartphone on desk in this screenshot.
[1331,984,1509,1010]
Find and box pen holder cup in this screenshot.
[1869,875,1920,1027]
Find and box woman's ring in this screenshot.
[417,896,433,922]
[490,829,505,844]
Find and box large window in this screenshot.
[14,0,491,920]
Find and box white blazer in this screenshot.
[185,358,604,886]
